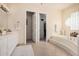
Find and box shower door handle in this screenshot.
[26,19,28,25]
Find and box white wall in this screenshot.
[7,3,62,44]
[32,13,37,42]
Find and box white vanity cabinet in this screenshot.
[0,32,18,56]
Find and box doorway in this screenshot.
[40,13,46,41]
[26,11,35,44]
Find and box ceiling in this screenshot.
[7,3,75,10]
[41,3,74,10]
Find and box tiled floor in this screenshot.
[32,41,71,56]
[12,41,71,56]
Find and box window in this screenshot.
[65,12,79,30]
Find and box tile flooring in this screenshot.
[12,41,71,56]
[32,41,71,56]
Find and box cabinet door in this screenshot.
[0,37,7,56]
[7,35,18,55]
[7,37,14,55]
[0,37,2,55]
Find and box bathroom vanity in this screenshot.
[0,31,18,56]
[0,3,18,56]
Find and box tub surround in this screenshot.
[49,34,78,56]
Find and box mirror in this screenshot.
[0,7,8,33]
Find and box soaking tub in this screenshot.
[48,34,79,56]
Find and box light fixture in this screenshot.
[0,4,9,13]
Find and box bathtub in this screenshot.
[48,34,79,56]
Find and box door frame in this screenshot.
[38,12,48,42]
[26,10,36,43]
